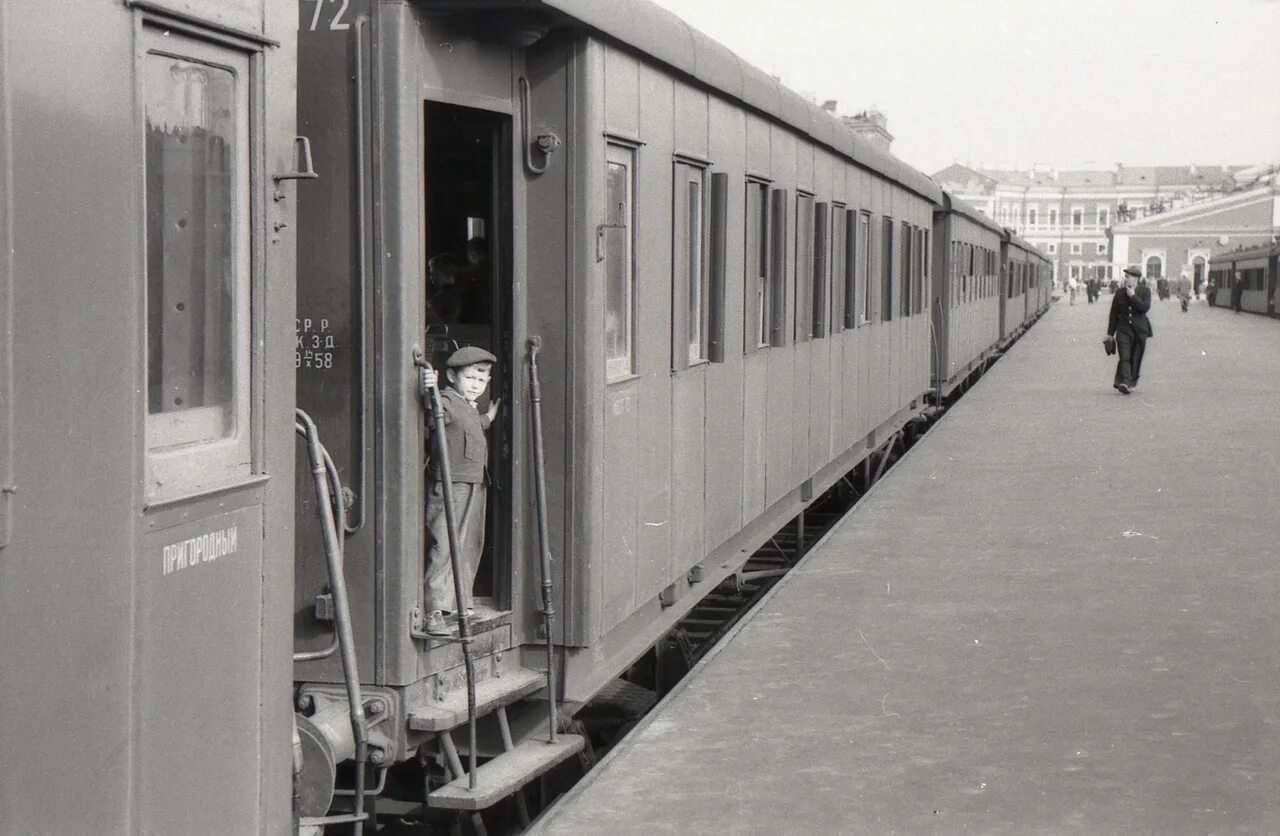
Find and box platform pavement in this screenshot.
[532,295,1280,835]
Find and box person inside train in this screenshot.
[427,236,491,325]
[1107,266,1153,395]
[420,346,500,635]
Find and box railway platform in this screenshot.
[532,296,1280,835]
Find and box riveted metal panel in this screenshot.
[139,506,265,835]
[603,44,640,138]
[670,367,706,585]
[631,57,675,607]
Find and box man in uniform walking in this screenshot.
[1107,266,1153,394]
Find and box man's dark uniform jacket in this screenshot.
[1108,282,1153,339]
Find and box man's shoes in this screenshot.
[1117,383,1131,394]
[425,611,450,636]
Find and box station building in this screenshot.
[1111,181,1280,292]
[933,163,1274,286]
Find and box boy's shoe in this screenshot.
[425,611,450,636]
[1117,383,1131,394]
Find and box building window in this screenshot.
[1026,207,1038,228]
[605,143,636,380]
[1097,242,1107,255]
[1071,207,1084,228]
[1070,242,1082,255]
[672,161,707,368]
[1047,242,1057,255]
[744,180,770,352]
[144,29,253,497]
[1070,265,1080,280]
[1097,207,1109,227]
[1047,208,1058,228]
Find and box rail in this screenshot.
[295,409,370,834]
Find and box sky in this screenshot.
[645,0,1280,176]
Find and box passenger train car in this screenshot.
[1208,242,1279,316]
[1,1,1047,833]
[0,1,300,833]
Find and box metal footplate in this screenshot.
[407,668,545,733]
[428,733,585,810]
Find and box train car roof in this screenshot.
[1004,229,1049,263]
[1209,241,1280,264]
[939,193,1005,237]
[421,0,944,204]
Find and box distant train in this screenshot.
[1208,242,1279,315]
[0,1,1047,834]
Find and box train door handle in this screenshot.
[275,136,319,182]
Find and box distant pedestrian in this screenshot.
[1206,278,1217,307]
[1231,270,1245,314]
[1068,278,1078,305]
[1107,266,1153,395]
[1176,270,1192,313]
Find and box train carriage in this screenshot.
[0,1,1056,832]
[931,195,1004,399]
[999,231,1045,345]
[0,1,300,833]
[291,0,943,820]
[1208,243,1278,315]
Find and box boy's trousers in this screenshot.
[425,480,486,614]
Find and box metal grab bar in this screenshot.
[527,337,558,742]
[413,351,479,790]
[293,422,347,663]
[295,408,369,835]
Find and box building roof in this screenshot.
[933,162,1249,192]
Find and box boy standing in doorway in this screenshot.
[420,346,500,635]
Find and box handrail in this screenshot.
[414,351,479,790]
[295,408,369,835]
[293,422,347,663]
[527,337,559,742]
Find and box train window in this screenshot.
[794,193,814,342]
[743,180,771,352]
[899,221,911,317]
[919,229,930,314]
[880,217,893,321]
[856,212,871,325]
[831,205,848,331]
[142,30,253,497]
[672,161,707,368]
[768,189,789,347]
[605,144,636,381]
[707,173,728,363]
[812,201,829,339]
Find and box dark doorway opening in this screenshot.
[423,101,512,615]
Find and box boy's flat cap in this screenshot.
[447,345,497,367]
[1122,266,1142,278]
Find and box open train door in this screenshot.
[422,100,515,620]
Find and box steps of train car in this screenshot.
[408,667,545,733]
[427,732,584,811]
